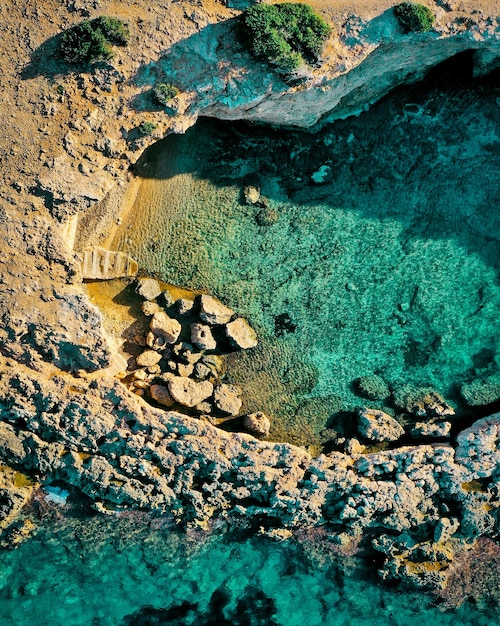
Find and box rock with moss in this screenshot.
[393,386,454,418]
[355,375,390,401]
[461,374,500,407]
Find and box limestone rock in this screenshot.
[142,301,162,317]
[175,298,194,315]
[242,412,271,438]
[395,388,455,418]
[358,407,404,442]
[136,350,162,368]
[146,332,169,351]
[434,517,460,543]
[411,421,452,439]
[149,384,174,407]
[243,185,261,205]
[199,295,234,325]
[213,383,242,416]
[225,317,258,350]
[150,312,181,345]
[167,376,214,408]
[191,323,217,351]
[136,278,162,301]
[461,374,500,407]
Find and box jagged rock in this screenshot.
[136,278,162,301]
[142,301,162,317]
[150,312,181,345]
[177,362,194,377]
[358,407,404,442]
[434,517,460,543]
[355,375,390,400]
[136,350,162,368]
[394,387,455,418]
[225,317,258,350]
[172,343,202,365]
[213,384,242,416]
[191,323,217,351]
[175,298,194,315]
[411,421,452,439]
[242,412,271,438]
[149,384,174,407]
[146,332,169,351]
[193,362,212,380]
[199,295,234,325]
[345,438,366,455]
[167,376,213,408]
[243,185,261,205]
[455,413,500,479]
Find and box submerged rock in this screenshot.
[242,412,271,438]
[461,374,500,407]
[357,407,405,442]
[213,383,242,416]
[394,387,455,418]
[311,164,332,184]
[355,375,390,401]
[243,185,261,205]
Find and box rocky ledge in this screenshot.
[0,354,499,590]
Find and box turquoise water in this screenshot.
[112,82,500,447]
[0,512,497,625]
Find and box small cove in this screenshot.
[102,78,499,449]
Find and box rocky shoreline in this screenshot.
[0,0,499,599]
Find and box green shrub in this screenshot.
[59,16,129,64]
[91,16,130,46]
[394,3,435,33]
[241,3,331,75]
[138,121,157,136]
[153,83,180,106]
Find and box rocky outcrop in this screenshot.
[357,407,405,442]
[0,360,498,586]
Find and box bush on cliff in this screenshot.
[241,3,331,76]
[394,3,435,33]
[153,83,180,106]
[59,16,129,64]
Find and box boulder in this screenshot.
[358,407,404,442]
[394,387,455,418]
[213,384,242,416]
[225,317,258,350]
[191,323,217,351]
[256,207,279,226]
[149,384,174,407]
[136,350,162,368]
[136,278,162,301]
[150,312,181,345]
[199,295,234,325]
[167,376,213,408]
[146,332,169,351]
[242,412,271,438]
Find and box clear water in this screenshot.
[110,82,499,448]
[0,513,497,625]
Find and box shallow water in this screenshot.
[109,81,499,448]
[0,513,497,626]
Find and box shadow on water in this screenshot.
[132,50,500,276]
